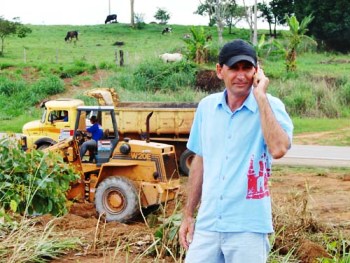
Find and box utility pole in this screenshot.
[108,0,111,15]
[253,0,258,45]
[130,0,135,27]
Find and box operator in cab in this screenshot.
[79,116,103,162]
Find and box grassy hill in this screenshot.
[0,23,349,139]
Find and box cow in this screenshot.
[162,27,172,35]
[105,14,117,24]
[159,53,183,63]
[64,31,78,42]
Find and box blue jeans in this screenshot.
[185,231,270,263]
[80,139,97,161]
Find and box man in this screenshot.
[179,39,293,262]
[62,111,68,122]
[80,116,103,162]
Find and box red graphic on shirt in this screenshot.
[246,154,270,199]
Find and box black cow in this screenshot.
[64,31,78,42]
[105,14,117,24]
[162,27,172,34]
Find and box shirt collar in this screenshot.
[217,88,258,113]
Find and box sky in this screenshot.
[1,0,259,27]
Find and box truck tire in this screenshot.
[179,149,194,176]
[95,176,139,222]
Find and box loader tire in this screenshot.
[37,143,52,150]
[179,149,194,176]
[95,176,139,222]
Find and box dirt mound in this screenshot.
[69,202,97,218]
[195,69,223,92]
[297,239,331,262]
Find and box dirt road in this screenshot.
[274,144,350,167]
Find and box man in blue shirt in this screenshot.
[80,115,103,162]
[179,39,293,262]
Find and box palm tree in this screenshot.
[285,15,316,72]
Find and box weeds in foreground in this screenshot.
[0,216,79,263]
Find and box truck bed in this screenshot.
[114,102,197,136]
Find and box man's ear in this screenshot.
[216,63,223,80]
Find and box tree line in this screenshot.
[194,0,350,53]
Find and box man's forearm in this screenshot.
[184,155,203,218]
[256,94,290,159]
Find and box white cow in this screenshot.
[159,53,183,63]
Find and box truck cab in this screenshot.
[22,98,84,149]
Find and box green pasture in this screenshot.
[0,23,349,142]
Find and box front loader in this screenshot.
[46,105,180,222]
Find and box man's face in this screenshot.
[216,61,256,97]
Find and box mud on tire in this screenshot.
[95,176,139,222]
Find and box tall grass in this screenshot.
[0,217,79,263]
[268,74,350,118]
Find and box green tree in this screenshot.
[285,15,316,72]
[154,8,170,25]
[258,0,294,38]
[0,17,31,56]
[295,0,350,53]
[195,0,239,35]
[270,0,294,26]
[224,2,245,34]
[257,2,275,37]
[194,0,216,26]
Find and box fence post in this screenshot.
[115,49,118,66]
[119,50,124,66]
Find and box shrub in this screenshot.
[59,60,97,78]
[0,76,26,96]
[31,75,65,96]
[0,137,79,216]
[120,59,198,92]
[340,83,350,105]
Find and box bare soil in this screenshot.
[38,164,350,263]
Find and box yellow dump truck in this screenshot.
[22,88,197,175]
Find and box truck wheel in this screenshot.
[95,176,139,222]
[179,149,194,176]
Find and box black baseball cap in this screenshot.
[219,39,257,67]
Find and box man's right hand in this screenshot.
[179,215,195,250]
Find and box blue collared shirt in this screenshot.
[187,88,293,233]
[87,123,103,142]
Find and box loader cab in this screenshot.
[74,106,119,166]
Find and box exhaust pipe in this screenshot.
[146,112,154,143]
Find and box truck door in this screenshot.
[46,110,73,141]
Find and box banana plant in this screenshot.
[182,27,210,64]
[285,14,317,72]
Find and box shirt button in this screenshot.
[222,176,225,180]
[220,195,223,200]
[219,216,222,219]
[226,156,228,160]
[228,135,231,139]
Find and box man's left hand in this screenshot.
[253,66,269,97]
